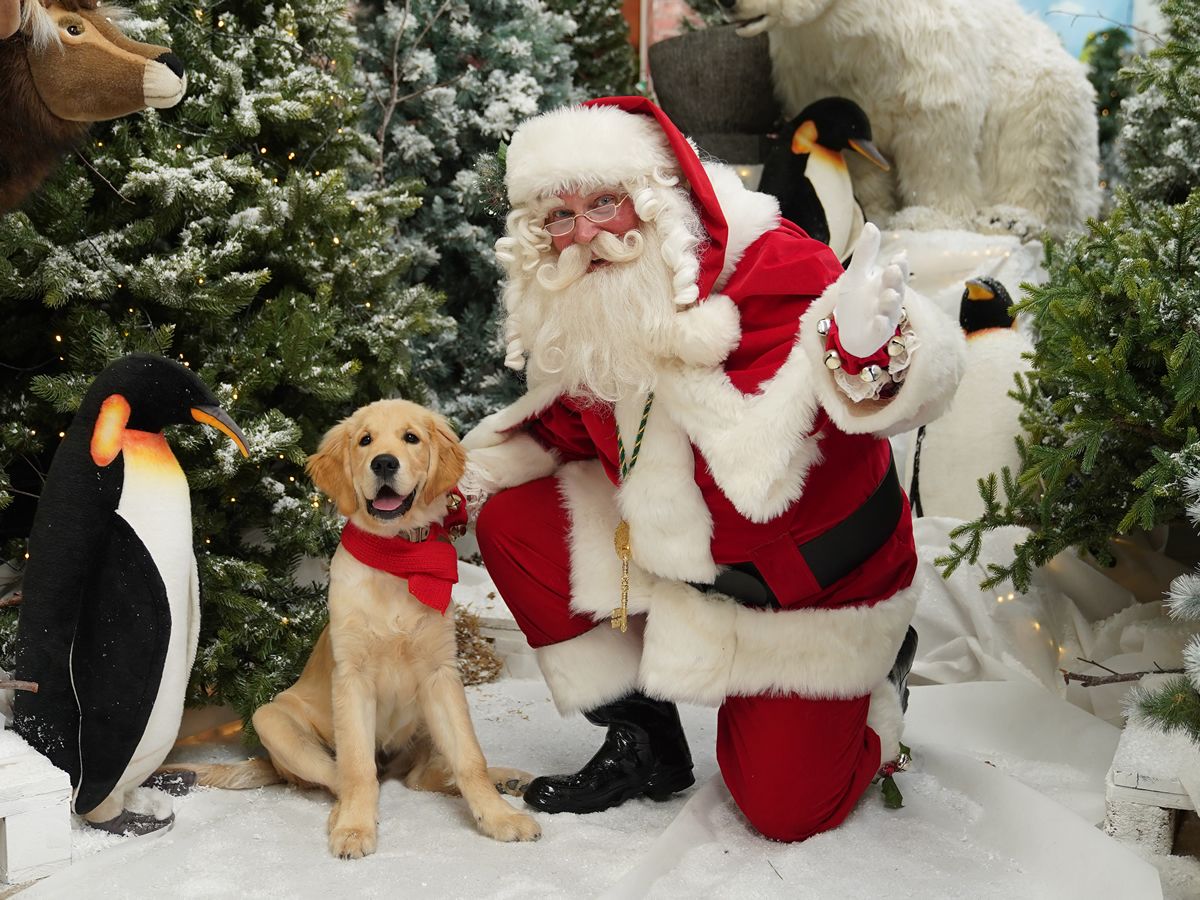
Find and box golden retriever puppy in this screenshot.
[168,399,540,857]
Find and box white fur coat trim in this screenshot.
[535,618,645,715]
[505,105,679,206]
[461,432,559,496]
[867,681,905,765]
[799,284,967,437]
[639,581,918,706]
[461,380,562,452]
[559,459,716,607]
[655,343,826,524]
[554,458,916,705]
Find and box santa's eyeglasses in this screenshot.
[543,195,629,237]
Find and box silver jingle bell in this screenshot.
[860,364,883,383]
[816,317,832,337]
[824,350,842,370]
[887,337,906,357]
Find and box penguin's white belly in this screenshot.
[112,437,196,793]
[918,330,1033,520]
[806,151,861,261]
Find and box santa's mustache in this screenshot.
[536,229,646,291]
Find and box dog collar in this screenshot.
[338,490,468,615]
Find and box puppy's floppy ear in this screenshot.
[306,418,358,516]
[422,412,467,505]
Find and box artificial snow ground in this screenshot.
[8,678,1189,900]
[9,515,1200,898]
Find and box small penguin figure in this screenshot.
[12,354,248,835]
[909,278,1032,519]
[758,96,890,263]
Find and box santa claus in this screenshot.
[462,97,966,841]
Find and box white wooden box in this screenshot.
[0,729,72,884]
[1104,719,1197,855]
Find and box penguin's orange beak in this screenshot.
[965,279,996,302]
[191,405,249,458]
[848,138,891,171]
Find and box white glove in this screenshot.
[832,223,908,358]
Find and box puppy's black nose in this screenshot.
[370,454,399,478]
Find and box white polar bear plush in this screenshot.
[720,0,1101,238]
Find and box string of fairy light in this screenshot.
[979,562,1067,660]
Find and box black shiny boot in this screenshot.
[524,691,694,814]
[888,626,919,713]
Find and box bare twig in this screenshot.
[1046,9,1166,46]
[73,149,133,205]
[1077,657,1121,676]
[1061,666,1185,687]
[372,0,463,180]
[0,680,37,693]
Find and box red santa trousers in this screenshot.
[476,476,883,843]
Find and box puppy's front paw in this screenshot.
[477,807,541,842]
[329,823,377,859]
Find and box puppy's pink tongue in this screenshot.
[371,494,404,511]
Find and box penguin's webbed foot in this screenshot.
[85,808,176,837]
[141,769,197,796]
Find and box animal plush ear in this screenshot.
[306,420,358,517]
[422,413,467,505]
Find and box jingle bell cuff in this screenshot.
[819,313,917,403]
[819,315,902,375]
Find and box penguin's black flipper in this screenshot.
[71,513,171,815]
[12,441,124,783]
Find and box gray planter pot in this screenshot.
[649,24,780,164]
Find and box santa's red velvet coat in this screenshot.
[465,102,967,764]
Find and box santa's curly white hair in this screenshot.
[495,103,711,373]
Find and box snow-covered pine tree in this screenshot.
[355,0,578,430]
[0,0,444,722]
[938,0,1200,592]
[544,0,638,98]
[1132,470,1200,742]
[1082,26,1133,198]
[1119,0,1200,205]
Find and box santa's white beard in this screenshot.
[514,228,677,403]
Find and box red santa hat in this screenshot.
[504,96,729,303]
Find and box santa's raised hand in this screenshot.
[832,223,908,358]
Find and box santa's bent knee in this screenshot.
[728,770,865,843]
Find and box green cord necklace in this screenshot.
[611,392,654,633]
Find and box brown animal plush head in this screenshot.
[0,0,186,211]
[24,0,186,121]
[307,400,468,534]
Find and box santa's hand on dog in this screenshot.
[832,223,908,358]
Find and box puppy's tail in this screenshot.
[158,758,284,790]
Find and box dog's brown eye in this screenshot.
[65,23,84,36]
[404,432,419,444]
[359,433,372,446]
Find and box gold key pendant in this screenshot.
[611,520,632,632]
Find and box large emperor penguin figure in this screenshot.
[12,354,248,835]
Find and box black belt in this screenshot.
[690,457,903,609]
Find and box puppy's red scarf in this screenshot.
[338,490,468,615]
